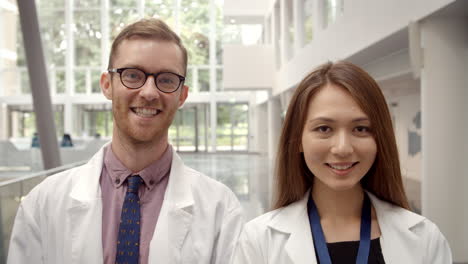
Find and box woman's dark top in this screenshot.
[315,238,386,264]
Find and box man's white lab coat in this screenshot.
[233,191,452,264]
[8,145,243,264]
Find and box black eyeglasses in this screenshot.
[108,67,185,93]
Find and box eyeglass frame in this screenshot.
[108,67,186,93]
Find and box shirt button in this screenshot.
[115,179,120,184]
[149,180,155,185]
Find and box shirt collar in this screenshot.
[103,144,173,191]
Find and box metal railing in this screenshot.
[0,160,86,263]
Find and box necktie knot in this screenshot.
[127,175,142,194]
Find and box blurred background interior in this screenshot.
[0,0,467,263]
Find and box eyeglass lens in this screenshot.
[121,68,180,92]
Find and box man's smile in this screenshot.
[130,107,162,117]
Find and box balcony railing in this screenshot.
[0,160,86,262]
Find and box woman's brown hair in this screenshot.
[273,61,409,210]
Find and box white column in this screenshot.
[65,0,74,95]
[248,94,257,152]
[192,66,199,93]
[267,95,281,161]
[101,0,110,70]
[267,95,282,208]
[272,4,281,67]
[64,0,74,134]
[253,102,268,154]
[279,0,289,63]
[293,0,305,51]
[174,0,181,34]
[209,0,217,152]
[85,68,92,94]
[0,103,6,140]
[263,16,271,44]
[64,102,73,135]
[138,0,145,18]
[420,17,468,263]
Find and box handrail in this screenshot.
[0,160,87,187]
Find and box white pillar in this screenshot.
[101,0,110,70]
[64,101,73,135]
[279,0,289,64]
[267,96,281,161]
[420,17,468,262]
[255,103,268,155]
[267,96,282,208]
[209,0,217,152]
[273,4,281,67]
[293,0,304,51]
[0,103,7,140]
[248,95,257,153]
[138,0,145,18]
[174,0,181,34]
[65,0,74,96]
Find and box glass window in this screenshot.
[75,69,86,94]
[180,0,210,65]
[222,24,263,45]
[304,0,314,43]
[37,0,65,10]
[184,66,192,87]
[75,10,101,66]
[91,69,101,93]
[178,107,196,151]
[216,103,249,151]
[323,0,343,29]
[215,1,223,64]
[198,69,209,92]
[20,68,30,95]
[75,0,100,8]
[145,0,175,29]
[216,68,222,91]
[111,0,138,8]
[37,8,66,67]
[85,110,113,137]
[10,107,64,138]
[95,111,113,137]
[232,104,248,151]
[56,69,66,94]
[110,8,140,40]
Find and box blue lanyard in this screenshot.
[307,193,372,264]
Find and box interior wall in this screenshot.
[271,0,455,95]
[389,93,422,182]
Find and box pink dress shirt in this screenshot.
[100,145,172,264]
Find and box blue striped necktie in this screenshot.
[115,175,143,264]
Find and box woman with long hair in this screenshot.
[232,61,451,263]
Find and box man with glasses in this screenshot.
[8,18,243,264]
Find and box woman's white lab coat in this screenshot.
[8,145,243,264]
[233,191,452,264]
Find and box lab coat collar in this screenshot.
[149,148,195,263]
[67,142,110,263]
[367,192,426,263]
[69,142,109,202]
[266,190,426,264]
[267,190,316,264]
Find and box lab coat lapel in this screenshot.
[67,145,106,264]
[268,192,317,264]
[149,149,194,264]
[367,192,425,263]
